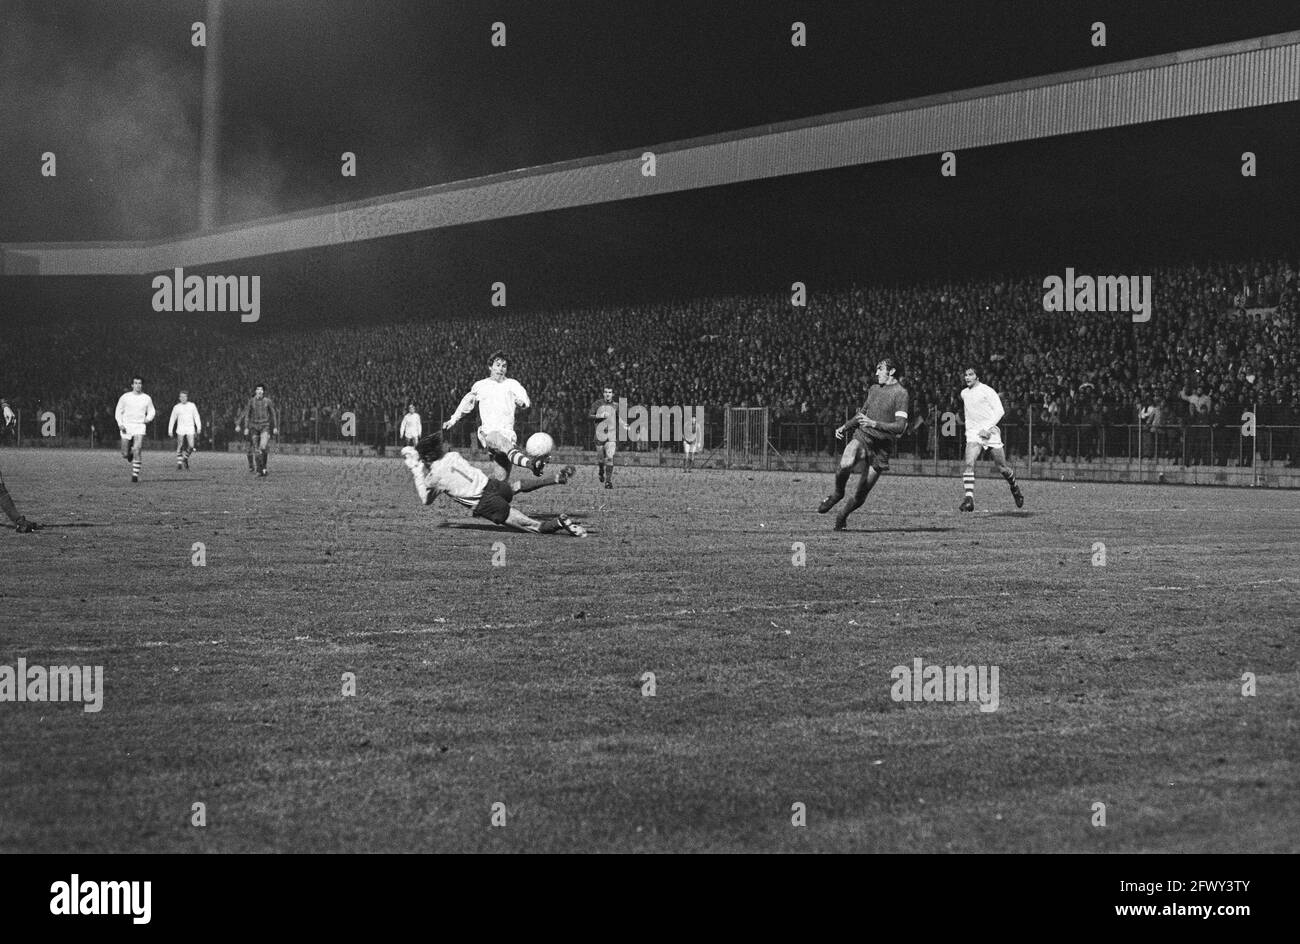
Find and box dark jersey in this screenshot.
[590,398,616,425]
[854,382,910,443]
[239,396,279,429]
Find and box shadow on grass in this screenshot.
[834,526,956,534]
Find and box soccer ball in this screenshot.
[525,432,555,459]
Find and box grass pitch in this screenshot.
[1,448,1296,853]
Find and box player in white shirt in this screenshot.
[442,351,544,479]
[1,399,16,445]
[958,368,1024,511]
[401,432,586,535]
[168,391,202,471]
[114,376,157,483]
[399,404,422,446]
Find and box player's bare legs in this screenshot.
[176,433,195,470]
[122,433,144,482]
[597,441,616,488]
[257,429,272,476]
[0,474,40,532]
[962,442,1022,510]
[836,464,881,530]
[818,436,864,513]
[501,507,587,536]
[988,446,1023,507]
[511,465,575,495]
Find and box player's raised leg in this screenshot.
[818,434,862,514]
[989,446,1024,507]
[481,428,544,478]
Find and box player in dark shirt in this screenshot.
[818,358,910,531]
[236,384,280,477]
[589,386,619,488]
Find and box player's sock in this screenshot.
[597,461,605,482]
[1002,468,1024,507]
[963,472,975,501]
[131,459,141,481]
[539,517,562,534]
[505,447,533,469]
[261,449,269,471]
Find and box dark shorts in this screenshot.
[472,476,515,525]
[851,430,893,472]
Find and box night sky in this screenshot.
[3,0,1299,243]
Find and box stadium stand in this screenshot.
[2,257,1297,465]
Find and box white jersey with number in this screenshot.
[417,451,488,509]
[468,377,529,434]
[169,402,201,436]
[960,382,1005,446]
[115,391,157,437]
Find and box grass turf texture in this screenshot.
[0,449,1296,853]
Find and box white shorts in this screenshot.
[120,423,146,439]
[967,430,1004,451]
[477,427,517,452]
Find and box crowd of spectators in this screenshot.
[2,257,1297,463]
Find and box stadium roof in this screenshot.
[3,29,1298,277]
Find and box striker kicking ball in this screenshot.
[525,432,555,459]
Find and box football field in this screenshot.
[1,449,1297,853]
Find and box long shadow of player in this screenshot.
[837,526,956,534]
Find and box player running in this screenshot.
[958,368,1024,511]
[818,358,909,531]
[168,391,202,470]
[0,465,40,532]
[442,352,544,479]
[236,384,279,477]
[402,432,586,536]
[115,376,157,483]
[589,386,621,489]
